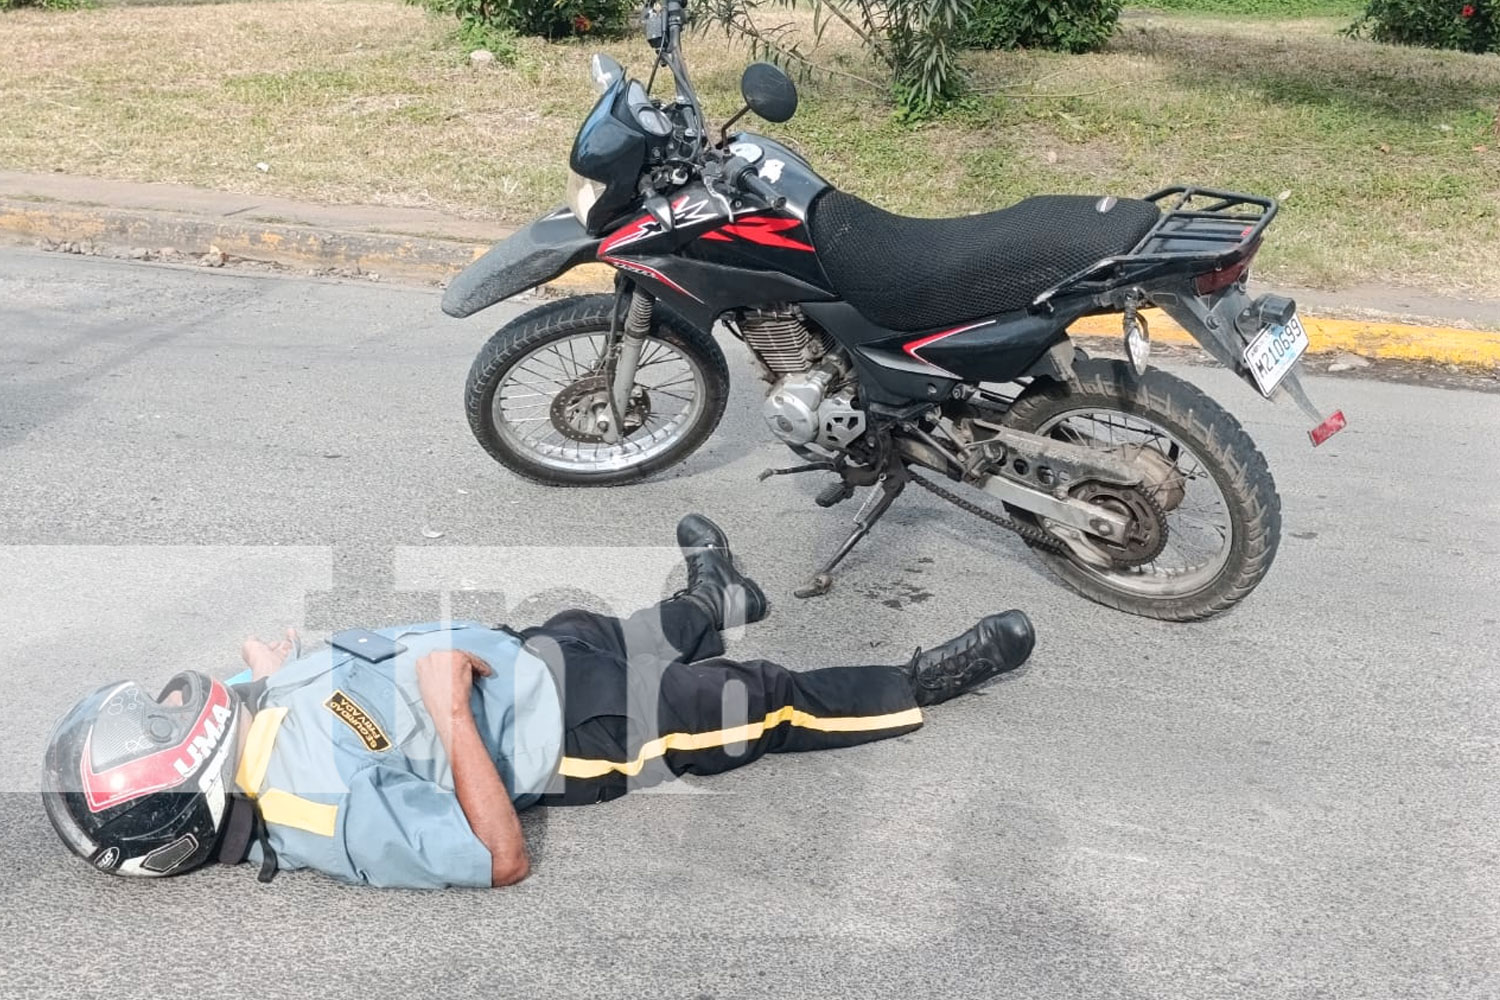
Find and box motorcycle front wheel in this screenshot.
[465,294,730,486]
[1002,358,1282,621]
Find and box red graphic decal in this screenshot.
[718,216,815,252]
[600,256,703,303]
[598,205,709,302]
[902,320,994,378]
[598,213,661,257]
[81,682,233,813]
[698,231,732,242]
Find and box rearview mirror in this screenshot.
[740,62,798,124]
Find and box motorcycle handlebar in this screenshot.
[743,171,786,210]
[726,157,786,210]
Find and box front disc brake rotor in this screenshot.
[549,376,650,443]
[1068,482,1169,568]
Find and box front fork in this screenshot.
[602,284,653,444]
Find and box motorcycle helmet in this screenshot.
[41,671,243,877]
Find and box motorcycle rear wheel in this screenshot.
[465,294,729,486]
[1002,358,1281,621]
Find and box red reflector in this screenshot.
[1308,410,1347,447]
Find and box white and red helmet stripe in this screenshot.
[79,681,233,813]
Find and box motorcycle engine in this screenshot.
[739,307,833,377]
[741,308,866,452]
[762,364,866,450]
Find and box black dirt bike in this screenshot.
[443,0,1346,621]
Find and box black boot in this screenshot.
[675,514,769,629]
[905,611,1035,707]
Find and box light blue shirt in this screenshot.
[237,621,561,888]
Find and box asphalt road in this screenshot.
[2,248,1497,1000]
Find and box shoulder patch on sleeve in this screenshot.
[323,690,392,752]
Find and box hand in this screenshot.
[241,628,300,681]
[416,650,492,743]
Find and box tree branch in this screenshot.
[720,2,885,88]
[807,0,891,67]
[765,35,885,88]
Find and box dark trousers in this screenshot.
[518,599,924,805]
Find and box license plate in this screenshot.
[1243,313,1309,397]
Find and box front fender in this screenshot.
[442,207,602,318]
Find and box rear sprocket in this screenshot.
[1063,482,1169,569]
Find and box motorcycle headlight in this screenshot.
[566,169,607,227]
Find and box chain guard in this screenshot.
[938,413,1180,567]
[812,423,1165,565]
[906,468,1169,567]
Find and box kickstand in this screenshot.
[795,472,906,598]
[758,461,837,482]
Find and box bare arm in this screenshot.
[241,628,300,682]
[443,705,530,886]
[416,651,530,887]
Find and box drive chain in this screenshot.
[905,467,1068,554]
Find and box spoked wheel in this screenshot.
[465,295,729,486]
[1003,358,1281,621]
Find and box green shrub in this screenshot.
[453,10,522,60]
[698,0,976,119]
[408,0,629,42]
[1349,0,1497,52]
[965,0,1124,53]
[1,0,93,10]
[480,0,631,38]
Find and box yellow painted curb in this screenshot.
[543,262,615,291]
[1069,309,1500,368]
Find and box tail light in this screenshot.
[1195,239,1262,295]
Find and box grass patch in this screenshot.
[223,68,369,103]
[1129,0,1364,16]
[1,1,1497,293]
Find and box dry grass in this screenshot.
[2,1,1499,292]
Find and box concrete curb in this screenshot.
[3,191,1496,367]
[0,198,485,284]
[0,196,614,290]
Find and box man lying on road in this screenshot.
[41,516,1035,888]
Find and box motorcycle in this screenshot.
[443,0,1346,621]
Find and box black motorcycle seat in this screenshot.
[807,189,1162,332]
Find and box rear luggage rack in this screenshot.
[1137,185,1277,258]
[1033,186,1278,307]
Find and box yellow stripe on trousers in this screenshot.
[557,705,925,779]
[257,788,339,837]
